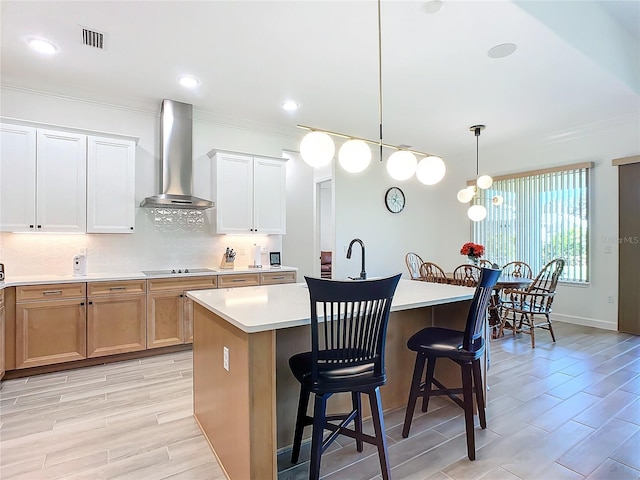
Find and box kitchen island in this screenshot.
[188,278,476,480]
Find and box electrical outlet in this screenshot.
[608,295,615,304]
[223,346,230,371]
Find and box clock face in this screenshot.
[385,187,405,213]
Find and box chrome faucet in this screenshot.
[346,238,366,280]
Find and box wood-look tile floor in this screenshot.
[1,322,639,480]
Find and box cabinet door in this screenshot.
[147,291,184,349]
[16,299,87,369]
[87,136,136,233]
[87,294,146,357]
[253,157,287,234]
[214,153,254,234]
[184,296,194,344]
[0,123,37,232]
[36,129,87,233]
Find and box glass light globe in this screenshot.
[457,187,474,203]
[338,139,371,173]
[300,131,335,168]
[467,204,487,222]
[492,195,504,205]
[416,156,446,185]
[386,151,417,181]
[477,174,493,189]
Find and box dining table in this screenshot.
[445,272,533,339]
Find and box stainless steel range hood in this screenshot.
[140,99,214,210]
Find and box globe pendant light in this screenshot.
[339,139,371,173]
[387,151,417,181]
[300,131,334,167]
[416,155,446,185]
[468,203,487,221]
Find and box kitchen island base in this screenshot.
[193,297,473,480]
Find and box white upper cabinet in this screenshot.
[0,121,137,234]
[87,136,136,233]
[36,129,87,233]
[0,124,37,232]
[211,151,287,235]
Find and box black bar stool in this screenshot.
[402,268,501,460]
[289,274,402,480]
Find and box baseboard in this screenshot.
[551,313,617,331]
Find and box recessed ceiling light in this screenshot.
[487,43,517,59]
[27,37,58,55]
[282,100,299,111]
[423,1,444,14]
[178,75,200,88]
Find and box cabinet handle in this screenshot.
[231,279,246,283]
[271,276,285,280]
[88,301,93,305]
[130,227,134,230]
[179,294,184,297]
[109,286,127,291]
[29,224,34,229]
[37,225,42,229]
[80,302,85,306]
[42,290,63,295]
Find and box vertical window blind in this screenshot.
[472,163,591,283]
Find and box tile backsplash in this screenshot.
[0,210,281,276]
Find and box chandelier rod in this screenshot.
[296,124,436,157]
[378,0,383,162]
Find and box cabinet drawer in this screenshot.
[260,271,297,285]
[147,275,217,292]
[88,279,147,296]
[17,283,86,302]
[218,273,260,288]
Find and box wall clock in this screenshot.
[385,187,405,213]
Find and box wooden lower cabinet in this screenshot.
[87,280,147,357]
[16,297,87,369]
[147,276,217,348]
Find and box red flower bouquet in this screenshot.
[460,242,485,258]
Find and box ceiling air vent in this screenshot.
[81,27,105,49]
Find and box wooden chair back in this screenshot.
[464,268,502,350]
[478,259,494,268]
[405,252,424,280]
[452,264,481,287]
[418,262,448,283]
[502,261,533,279]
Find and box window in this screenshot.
[472,163,591,283]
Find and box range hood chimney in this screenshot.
[140,99,214,210]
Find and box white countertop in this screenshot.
[0,266,297,287]
[187,278,475,333]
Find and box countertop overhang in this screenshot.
[187,278,475,333]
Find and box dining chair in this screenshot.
[452,264,481,286]
[502,260,533,279]
[478,259,494,268]
[402,267,502,460]
[289,274,402,480]
[419,262,448,284]
[320,251,332,279]
[498,258,565,347]
[405,252,424,280]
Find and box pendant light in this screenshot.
[456,125,499,222]
[298,0,445,185]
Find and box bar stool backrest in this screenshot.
[463,268,502,350]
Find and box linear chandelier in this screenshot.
[456,125,503,221]
[297,0,446,186]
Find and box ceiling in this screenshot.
[1,0,639,161]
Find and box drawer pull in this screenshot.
[231,279,246,283]
[109,286,127,291]
[270,276,285,280]
[43,290,63,295]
